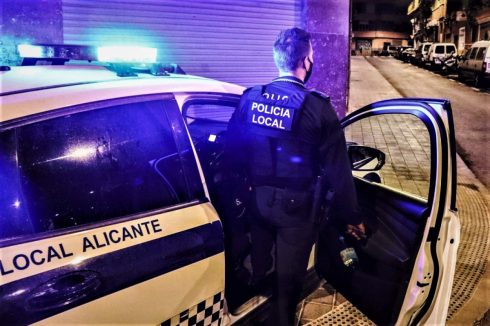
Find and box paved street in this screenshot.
[364,56,490,189]
[296,57,490,325]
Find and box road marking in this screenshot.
[471,87,480,92]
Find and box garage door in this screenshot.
[62,0,302,86]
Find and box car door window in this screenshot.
[344,113,431,199]
[0,98,204,244]
[476,47,486,60]
[435,46,444,54]
[184,99,237,141]
[446,45,456,54]
[469,48,478,59]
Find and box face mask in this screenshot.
[304,57,313,84]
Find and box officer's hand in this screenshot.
[346,223,366,240]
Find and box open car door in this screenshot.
[316,99,460,325]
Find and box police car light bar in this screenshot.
[16,43,183,76]
[17,43,98,65]
[97,46,157,64]
[18,44,43,58]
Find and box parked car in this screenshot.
[457,40,490,87]
[394,46,411,60]
[427,43,457,70]
[400,47,416,63]
[440,52,459,75]
[387,45,398,56]
[414,42,433,66]
[0,44,460,326]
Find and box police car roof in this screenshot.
[0,65,244,122]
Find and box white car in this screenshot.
[458,40,490,87]
[0,44,460,325]
[414,42,433,66]
[427,43,457,70]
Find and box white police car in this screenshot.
[0,44,460,325]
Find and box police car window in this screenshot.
[0,100,200,243]
[184,100,237,141]
[446,45,456,53]
[344,114,431,199]
[185,103,235,123]
[476,47,486,60]
[435,46,444,54]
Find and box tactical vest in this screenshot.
[238,85,317,189]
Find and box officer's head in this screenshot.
[273,28,313,82]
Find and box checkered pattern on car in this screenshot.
[161,291,225,326]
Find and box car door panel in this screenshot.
[178,94,269,314]
[317,99,459,326]
[1,207,223,325]
[0,95,225,325]
[355,178,427,270]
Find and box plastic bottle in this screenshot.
[339,236,358,268]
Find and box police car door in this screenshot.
[316,99,460,325]
[179,94,267,314]
[0,95,225,325]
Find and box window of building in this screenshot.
[375,3,396,15]
[0,99,204,243]
[354,2,367,14]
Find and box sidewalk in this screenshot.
[297,56,490,325]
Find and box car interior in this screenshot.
[183,100,433,324]
[317,176,429,325]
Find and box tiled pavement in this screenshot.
[296,56,490,325]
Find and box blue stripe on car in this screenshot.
[0,221,224,325]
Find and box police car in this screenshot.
[0,44,460,325]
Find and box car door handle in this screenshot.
[26,270,101,311]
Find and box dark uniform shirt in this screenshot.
[227,76,361,226]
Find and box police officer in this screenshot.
[226,27,365,325]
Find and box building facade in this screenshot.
[351,0,412,55]
[408,0,490,52]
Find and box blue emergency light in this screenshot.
[16,43,184,76]
[97,46,157,64]
[17,44,44,58]
[17,43,97,63]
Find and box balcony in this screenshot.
[407,0,421,15]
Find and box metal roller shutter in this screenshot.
[62,0,302,86]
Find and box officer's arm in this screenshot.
[318,100,363,227]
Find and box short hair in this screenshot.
[273,28,311,72]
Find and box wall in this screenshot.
[304,0,350,117]
[0,0,350,117]
[0,0,63,66]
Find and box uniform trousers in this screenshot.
[250,186,316,326]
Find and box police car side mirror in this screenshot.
[348,145,386,171]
